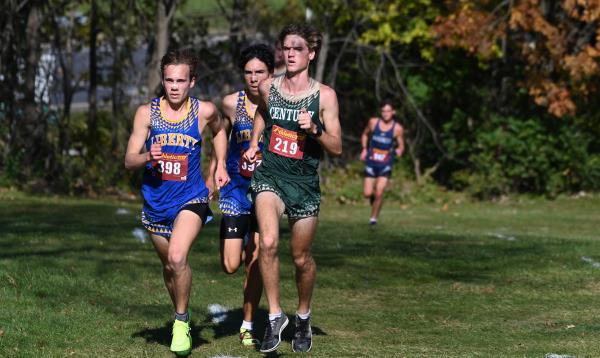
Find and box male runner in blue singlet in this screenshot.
[360,99,404,225]
[207,44,274,347]
[124,49,229,356]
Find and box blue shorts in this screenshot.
[142,198,213,239]
[364,164,392,178]
[219,174,252,216]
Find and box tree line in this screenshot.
[1,0,600,198]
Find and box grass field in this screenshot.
[1,189,600,357]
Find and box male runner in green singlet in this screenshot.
[244,23,342,353]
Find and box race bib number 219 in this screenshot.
[269,125,305,160]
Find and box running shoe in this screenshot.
[239,327,260,346]
[170,319,192,356]
[260,314,289,353]
[292,315,313,352]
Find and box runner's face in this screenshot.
[244,58,270,96]
[274,41,285,67]
[162,64,195,106]
[381,105,395,122]
[282,35,315,74]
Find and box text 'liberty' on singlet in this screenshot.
[225,90,264,178]
[142,97,209,219]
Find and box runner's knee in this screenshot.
[292,251,314,271]
[222,256,241,274]
[259,236,278,256]
[167,250,188,272]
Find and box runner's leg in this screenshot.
[150,234,176,307]
[370,176,389,221]
[255,191,285,314]
[289,216,318,314]
[169,210,203,315]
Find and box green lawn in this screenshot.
[1,190,600,357]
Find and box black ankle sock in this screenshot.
[175,311,189,322]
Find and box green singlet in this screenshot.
[250,76,325,218]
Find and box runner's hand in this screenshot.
[360,148,367,161]
[396,147,403,157]
[149,143,162,160]
[244,145,259,164]
[298,108,314,135]
[214,164,230,190]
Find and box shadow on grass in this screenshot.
[309,216,574,285]
[0,201,221,261]
[130,307,327,354]
[2,198,581,291]
[201,307,327,343]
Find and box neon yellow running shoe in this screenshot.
[239,328,260,346]
[170,319,192,356]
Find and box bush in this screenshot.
[444,113,600,198]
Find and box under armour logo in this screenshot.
[228,227,238,233]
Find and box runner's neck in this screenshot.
[161,97,190,122]
[281,71,312,95]
[244,91,259,118]
[378,118,395,131]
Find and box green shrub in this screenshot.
[444,113,600,198]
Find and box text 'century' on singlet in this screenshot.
[258,76,324,178]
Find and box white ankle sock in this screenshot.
[241,320,253,330]
[268,311,282,321]
[296,310,311,320]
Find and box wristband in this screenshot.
[313,125,323,138]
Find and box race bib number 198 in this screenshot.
[152,153,189,181]
[269,125,305,160]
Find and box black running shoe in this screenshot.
[260,314,289,353]
[292,315,312,352]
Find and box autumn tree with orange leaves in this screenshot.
[433,0,600,118]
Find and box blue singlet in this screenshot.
[141,97,210,237]
[219,91,263,216]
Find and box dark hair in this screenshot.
[238,44,275,73]
[160,48,198,79]
[278,22,322,57]
[380,99,395,109]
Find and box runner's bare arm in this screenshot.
[244,78,271,163]
[395,123,405,157]
[207,95,235,196]
[203,101,230,189]
[244,105,265,163]
[125,104,160,170]
[360,118,376,161]
[312,85,342,156]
